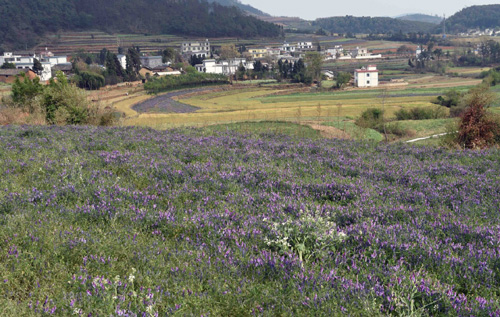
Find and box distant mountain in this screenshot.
[397,14,443,25]
[0,0,280,51]
[444,5,500,33]
[312,16,436,34]
[208,0,270,17]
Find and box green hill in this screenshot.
[0,0,280,51]
[444,4,500,33]
[397,14,443,25]
[312,16,436,34]
[208,0,270,17]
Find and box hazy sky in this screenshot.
[241,0,498,20]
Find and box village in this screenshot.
[0,38,396,88]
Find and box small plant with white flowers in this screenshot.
[264,208,347,265]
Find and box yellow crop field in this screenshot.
[83,74,481,131]
[122,88,440,129]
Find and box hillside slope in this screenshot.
[0,0,280,50]
[397,14,443,25]
[312,16,436,34]
[208,0,270,17]
[1,125,500,315]
[444,4,500,33]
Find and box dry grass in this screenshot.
[0,108,46,125]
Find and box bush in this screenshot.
[355,108,384,129]
[73,71,105,90]
[395,106,447,120]
[432,89,463,108]
[384,122,410,137]
[456,87,500,149]
[8,71,116,126]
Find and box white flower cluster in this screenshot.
[264,209,347,263]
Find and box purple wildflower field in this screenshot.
[0,125,499,316]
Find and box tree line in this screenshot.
[312,16,435,35]
[0,0,280,51]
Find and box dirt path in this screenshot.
[301,121,350,139]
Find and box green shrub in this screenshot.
[9,71,116,126]
[73,71,105,90]
[384,122,410,137]
[355,108,384,129]
[395,106,447,120]
[432,89,463,108]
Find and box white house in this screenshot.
[281,42,296,53]
[117,54,127,70]
[40,56,68,66]
[0,52,37,65]
[15,62,52,81]
[195,58,252,75]
[354,65,378,88]
[181,40,211,58]
[297,42,314,51]
[416,46,422,58]
[351,47,382,60]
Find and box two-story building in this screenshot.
[139,56,163,69]
[247,48,267,59]
[281,42,296,53]
[297,42,314,51]
[354,65,379,88]
[181,40,211,58]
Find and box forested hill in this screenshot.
[0,0,280,50]
[208,0,270,17]
[397,14,443,25]
[444,5,500,33]
[312,16,436,34]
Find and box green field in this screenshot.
[119,75,481,137]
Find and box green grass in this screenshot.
[395,118,453,138]
[322,120,383,141]
[204,121,322,139]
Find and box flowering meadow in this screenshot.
[1,125,500,316]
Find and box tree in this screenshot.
[336,72,351,88]
[305,52,323,83]
[397,45,411,57]
[126,47,141,81]
[33,58,44,75]
[99,48,109,65]
[456,87,499,149]
[189,55,204,67]
[433,48,443,61]
[161,48,176,63]
[236,62,246,81]
[11,73,44,106]
[219,44,239,60]
[73,71,105,90]
[1,62,16,69]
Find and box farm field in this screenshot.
[122,75,480,131]
[1,125,500,315]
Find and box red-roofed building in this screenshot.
[354,65,378,88]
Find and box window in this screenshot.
[367,73,370,77]
[367,81,370,84]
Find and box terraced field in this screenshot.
[120,75,479,130]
